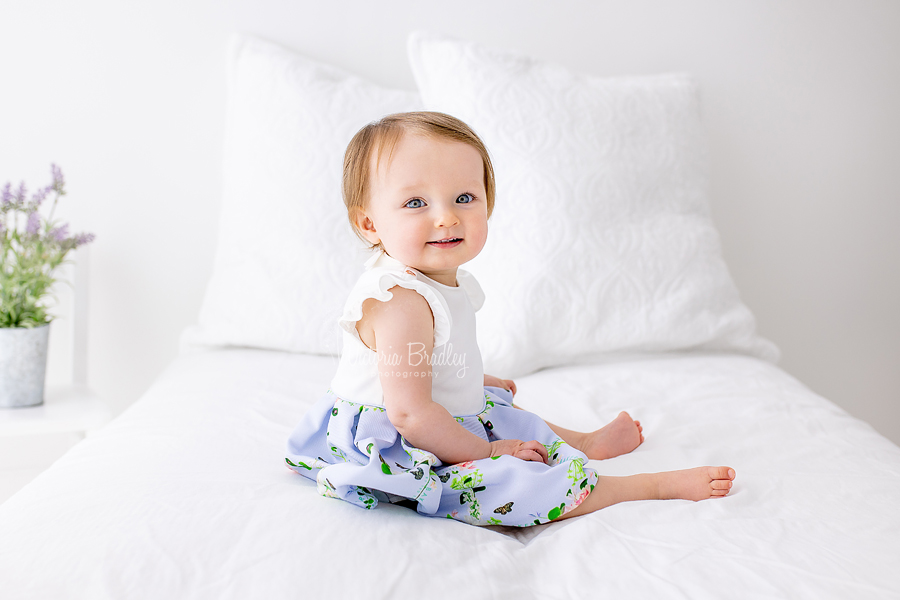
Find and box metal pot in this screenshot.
[0,323,50,408]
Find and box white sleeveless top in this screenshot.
[330,250,486,416]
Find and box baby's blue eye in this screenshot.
[457,193,474,204]
[405,198,425,209]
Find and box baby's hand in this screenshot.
[489,439,548,464]
[484,374,517,397]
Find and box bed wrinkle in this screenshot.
[583,517,727,552]
[469,529,532,598]
[578,523,693,599]
[528,515,889,598]
[213,519,287,586]
[485,522,552,546]
[692,545,900,596]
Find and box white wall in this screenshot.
[2,0,898,444]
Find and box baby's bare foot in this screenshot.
[658,466,736,501]
[582,411,644,460]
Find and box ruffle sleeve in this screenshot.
[338,267,453,349]
[456,269,485,312]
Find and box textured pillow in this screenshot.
[407,32,779,378]
[181,35,421,355]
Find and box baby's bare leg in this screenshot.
[557,466,736,520]
[539,412,644,460]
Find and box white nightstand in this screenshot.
[0,385,111,504]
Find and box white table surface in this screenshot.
[0,385,112,437]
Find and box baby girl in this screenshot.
[285,111,735,526]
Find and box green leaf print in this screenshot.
[355,488,377,509]
[457,489,482,521]
[450,470,484,491]
[379,454,392,475]
[285,458,312,470]
[448,469,487,522]
[543,438,565,460]
[330,444,348,462]
[547,502,566,521]
[567,458,586,485]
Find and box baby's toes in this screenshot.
[710,479,732,493]
[708,466,735,481]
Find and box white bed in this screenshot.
[1,349,898,598]
[2,32,899,599]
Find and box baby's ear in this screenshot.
[354,210,380,245]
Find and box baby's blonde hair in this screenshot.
[342,111,495,250]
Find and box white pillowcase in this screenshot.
[407,32,779,378]
[181,35,421,356]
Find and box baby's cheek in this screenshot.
[469,220,489,252]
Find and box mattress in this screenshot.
[1,349,898,599]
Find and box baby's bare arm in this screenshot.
[369,286,490,463]
[370,287,544,464]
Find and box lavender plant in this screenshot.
[0,165,95,328]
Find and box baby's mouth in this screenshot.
[428,237,463,246]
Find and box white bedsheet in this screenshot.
[1,349,898,599]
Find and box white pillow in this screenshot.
[407,32,779,378]
[182,35,421,356]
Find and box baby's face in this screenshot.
[357,132,488,287]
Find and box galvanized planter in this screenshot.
[0,323,51,408]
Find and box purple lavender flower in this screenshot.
[26,212,41,235]
[59,231,96,252]
[51,164,65,193]
[15,182,27,206]
[30,185,51,210]
[1,182,12,207]
[51,224,69,242]
[73,232,96,247]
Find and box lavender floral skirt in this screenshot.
[285,386,598,527]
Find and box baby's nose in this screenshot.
[434,206,460,226]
